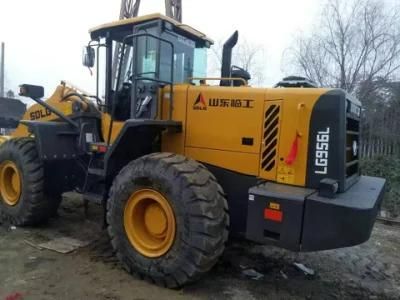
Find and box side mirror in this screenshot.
[19,84,44,99]
[82,46,95,68]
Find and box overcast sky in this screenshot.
[0,0,320,101]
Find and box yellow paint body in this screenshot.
[2,80,329,188]
[161,84,327,187]
[10,82,88,138]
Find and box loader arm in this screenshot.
[10,82,95,138]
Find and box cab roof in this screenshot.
[89,13,213,44]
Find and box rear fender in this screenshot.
[104,119,182,183]
[20,120,79,160]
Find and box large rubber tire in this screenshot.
[0,138,53,225]
[107,153,229,288]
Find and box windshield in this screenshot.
[193,48,207,78]
[160,30,207,83]
[115,30,207,87]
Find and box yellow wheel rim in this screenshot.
[0,161,22,206]
[124,188,176,258]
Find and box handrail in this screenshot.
[190,77,248,86]
[135,77,173,86]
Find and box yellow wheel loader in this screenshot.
[0,13,386,287]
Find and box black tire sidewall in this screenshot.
[108,153,229,287]
[109,157,189,277]
[0,139,46,225]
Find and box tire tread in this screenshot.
[107,152,229,288]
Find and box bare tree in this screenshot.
[285,0,400,217]
[208,38,266,86]
[286,0,400,94]
[284,0,400,162]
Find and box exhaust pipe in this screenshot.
[220,30,238,86]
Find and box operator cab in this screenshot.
[86,13,212,121]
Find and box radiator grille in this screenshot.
[346,113,360,178]
[261,104,280,171]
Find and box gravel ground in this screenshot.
[0,194,399,300]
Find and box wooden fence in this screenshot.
[360,139,400,158]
